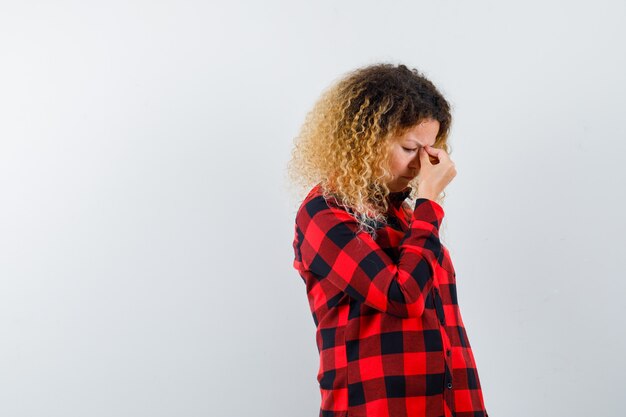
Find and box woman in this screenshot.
[287,63,489,417]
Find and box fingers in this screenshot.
[424,145,449,162]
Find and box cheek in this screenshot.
[399,154,413,167]
[388,148,409,172]
[389,157,403,172]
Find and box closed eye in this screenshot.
[402,147,418,152]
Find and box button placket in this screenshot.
[433,285,454,409]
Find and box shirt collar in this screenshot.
[387,186,412,206]
[314,183,412,208]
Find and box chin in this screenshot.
[390,183,410,193]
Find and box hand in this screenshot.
[415,145,457,200]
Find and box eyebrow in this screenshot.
[405,139,433,147]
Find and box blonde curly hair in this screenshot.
[286,62,453,237]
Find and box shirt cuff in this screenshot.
[413,198,445,229]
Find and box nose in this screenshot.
[408,152,420,169]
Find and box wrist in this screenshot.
[416,188,438,201]
[416,194,437,201]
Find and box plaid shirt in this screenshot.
[292,183,489,417]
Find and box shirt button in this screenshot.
[447,382,453,389]
[446,349,451,357]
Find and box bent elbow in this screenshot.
[386,278,431,319]
[387,298,427,319]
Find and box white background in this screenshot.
[1,1,624,416]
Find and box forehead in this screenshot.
[397,119,440,146]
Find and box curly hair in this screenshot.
[286,62,453,237]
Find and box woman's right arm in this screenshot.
[293,195,445,319]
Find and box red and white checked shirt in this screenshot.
[292,183,489,417]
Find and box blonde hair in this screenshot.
[286,62,453,237]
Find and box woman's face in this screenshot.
[385,118,440,192]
